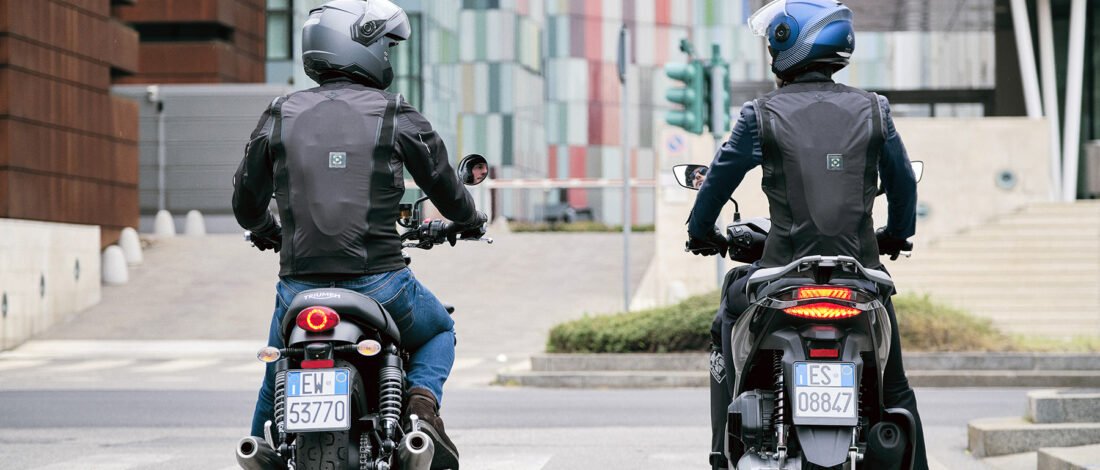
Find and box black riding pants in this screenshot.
[709,269,928,470]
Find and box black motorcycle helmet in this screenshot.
[302,0,411,89]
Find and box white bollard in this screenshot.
[154,210,176,238]
[184,210,206,236]
[101,245,129,285]
[118,227,143,265]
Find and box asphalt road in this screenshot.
[0,381,1027,469]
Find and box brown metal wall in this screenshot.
[0,0,140,247]
[113,0,265,84]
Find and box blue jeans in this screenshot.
[250,267,456,437]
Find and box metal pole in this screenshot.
[1037,0,1062,200]
[147,85,167,212]
[710,49,727,289]
[1061,0,1086,202]
[1009,0,1043,119]
[618,25,632,311]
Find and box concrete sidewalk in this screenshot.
[41,232,655,385]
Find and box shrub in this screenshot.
[546,292,1097,353]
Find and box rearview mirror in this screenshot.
[911,160,924,182]
[672,164,709,190]
[458,154,489,186]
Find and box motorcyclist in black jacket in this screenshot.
[686,1,927,468]
[232,1,483,467]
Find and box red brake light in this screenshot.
[296,306,340,333]
[797,286,853,301]
[301,359,335,369]
[784,302,861,320]
[809,348,840,358]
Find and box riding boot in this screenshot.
[404,388,460,470]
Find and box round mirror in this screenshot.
[458,154,489,186]
[672,164,709,190]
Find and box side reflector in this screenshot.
[784,302,861,320]
[300,359,335,369]
[297,306,340,333]
[257,346,281,363]
[797,286,853,301]
[809,348,840,358]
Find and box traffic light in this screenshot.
[664,60,708,135]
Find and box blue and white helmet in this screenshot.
[748,0,855,78]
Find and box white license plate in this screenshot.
[284,368,351,432]
[792,362,857,423]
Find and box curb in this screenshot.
[498,353,1100,389]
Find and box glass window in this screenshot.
[267,0,293,60]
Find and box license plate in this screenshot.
[284,368,351,432]
[792,362,857,424]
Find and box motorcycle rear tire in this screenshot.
[294,431,351,470]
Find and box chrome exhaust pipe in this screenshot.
[236,436,287,470]
[397,430,435,470]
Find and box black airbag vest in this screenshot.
[270,85,405,277]
[754,82,884,269]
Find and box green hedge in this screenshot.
[546,292,1097,353]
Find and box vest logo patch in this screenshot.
[329,152,347,169]
[826,154,844,171]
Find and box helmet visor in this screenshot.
[748,0,788,37]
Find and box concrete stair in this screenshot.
[889,201,1100,337]
[969,389,1100,468]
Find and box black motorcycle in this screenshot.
[673,162,924,470]
[237,154,493,470]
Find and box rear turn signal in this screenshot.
[257,346,281,363]
[297,306,340,333]
[796,286,853,301]
[784,302,861,320]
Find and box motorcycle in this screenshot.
[673,161,924,470]
[237,154,493,470]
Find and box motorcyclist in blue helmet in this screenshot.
[687,1,927,468]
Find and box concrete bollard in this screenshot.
[184,210,206,236]
[118,227,143,265]
[101,245,129,285]
[154,210,176,238]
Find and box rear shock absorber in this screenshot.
[273,369,287,438]
[773,351,788,461]
[378,348,404,441]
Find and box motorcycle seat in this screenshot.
[282,288,401,343]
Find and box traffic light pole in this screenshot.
[709,45,729,289]
[618,25,632,312]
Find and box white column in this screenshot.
[1009,0,1043,118]
[1037,0,1062,199]
[1062,0,1087,201]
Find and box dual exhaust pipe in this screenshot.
[235,431,434,470]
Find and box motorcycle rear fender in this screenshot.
[795,425,854,468]
[287,322,366,347]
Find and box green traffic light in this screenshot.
[665,88,696,105]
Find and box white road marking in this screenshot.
[132,359,219,373]
[223,362,264,374]
[0,360,48,371]
[52,359,135,372]
[31,453,173,469]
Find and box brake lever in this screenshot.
[460,237,494,244]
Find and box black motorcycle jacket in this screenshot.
[233,80,478,277]
[688,71,918,269]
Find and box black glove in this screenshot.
[876,227,910,261]
[686,227,729,257]
[448,211,488,246]
[250,218,282,253]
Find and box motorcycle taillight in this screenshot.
[296,306,340,333]
[783,302,861,320]
[796,286,853,301]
